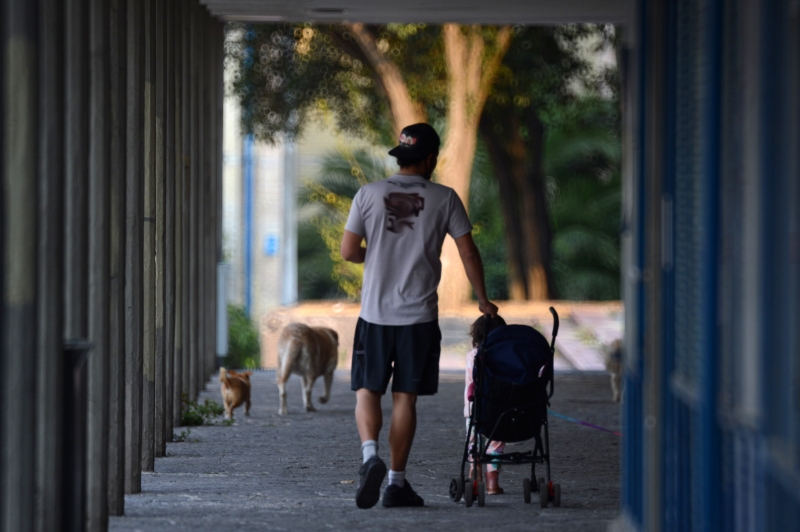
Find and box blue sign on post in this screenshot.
[264,234,280,257]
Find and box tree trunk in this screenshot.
[437,25,511,310]
[480,116,527,300]
[480,107,554,300]
[344,23,511,309]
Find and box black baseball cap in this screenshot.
[388,123,440,159]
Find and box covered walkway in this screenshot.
[110,371,620,531]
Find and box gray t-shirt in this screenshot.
[345,173,473,326]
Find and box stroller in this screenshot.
[449,307,561,508]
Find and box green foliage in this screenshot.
[545,97,621,300]
[227,23,436,145]
[469,142,509,301]
[297,220,343,300]
[224,305,260,369]
[298,147,391,299]
[180,394,226,426]
[226,22,514,146]
[173,428,193,442]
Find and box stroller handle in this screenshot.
[549,307,559,345]
[547,307,559,400]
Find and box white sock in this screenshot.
[388,470,405,487]
[361,440,378,463]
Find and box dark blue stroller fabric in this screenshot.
[473,325,551,443]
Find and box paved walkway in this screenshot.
[111,370,620,531]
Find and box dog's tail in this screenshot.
[219,367,233,386]
[277,336,300,383]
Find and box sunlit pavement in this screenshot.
[110,370,620,531]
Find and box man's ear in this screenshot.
[427,153,438,173]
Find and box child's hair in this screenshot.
[469,315,507,348]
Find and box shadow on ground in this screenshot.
[111,370,620,531]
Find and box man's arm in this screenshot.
[341,230,366,264]
[453,232,498,316]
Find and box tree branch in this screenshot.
[346,23,425,133]
[477,26,512,114]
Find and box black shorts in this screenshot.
[350,318,442,396]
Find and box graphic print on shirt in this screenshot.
[384,192,425,233]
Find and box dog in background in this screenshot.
[604,339,624,402]
[276,323,339,415]
[219,368,252,419]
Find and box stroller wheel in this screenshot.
[522,478,531,503]
[477,482,486,507]
[538,478,548,508]
[449,477,464,502]
[465,481,474,507]
[553,483,561,507]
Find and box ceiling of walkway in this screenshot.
[200,0,631,24]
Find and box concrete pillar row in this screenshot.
[2,1,225,529]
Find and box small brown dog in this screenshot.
[276,323,339,415]
[219,368,252,419]
[604,339,624,402]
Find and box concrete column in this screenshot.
[63,0,90,522]
[107,0,128,516]
[187,0,198,400]
[215,23,224,275]
[281,142,298,306]
[141,0,156,472]
[200,12,212,385]
[180,0,190,408]
[2,0,38,530]
[64,0,89,344]
[86,0,111,527]
[154,0,167,458]
[212,21,223,371]
[35,0,65,529]
[164,0,176,444]
[172,0,185,429]
[124,0,144,495]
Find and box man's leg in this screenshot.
[355,388,387,509]
[388,392,417,472]
[355,388,382,443]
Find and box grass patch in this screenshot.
[181,394,226,426]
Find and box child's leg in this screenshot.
[485,440,505,494]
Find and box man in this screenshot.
[340,123,499,509]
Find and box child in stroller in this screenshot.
[464,315,508,495]
[451,307,562,508]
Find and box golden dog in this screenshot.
[219,368,252,419]
[604,339,623,402]
[276,323,339,415]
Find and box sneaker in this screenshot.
[382,480,425,508]
[356,456,387,509]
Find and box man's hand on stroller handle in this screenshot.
[479,300,498,317]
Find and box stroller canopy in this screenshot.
[478,325,551,385]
